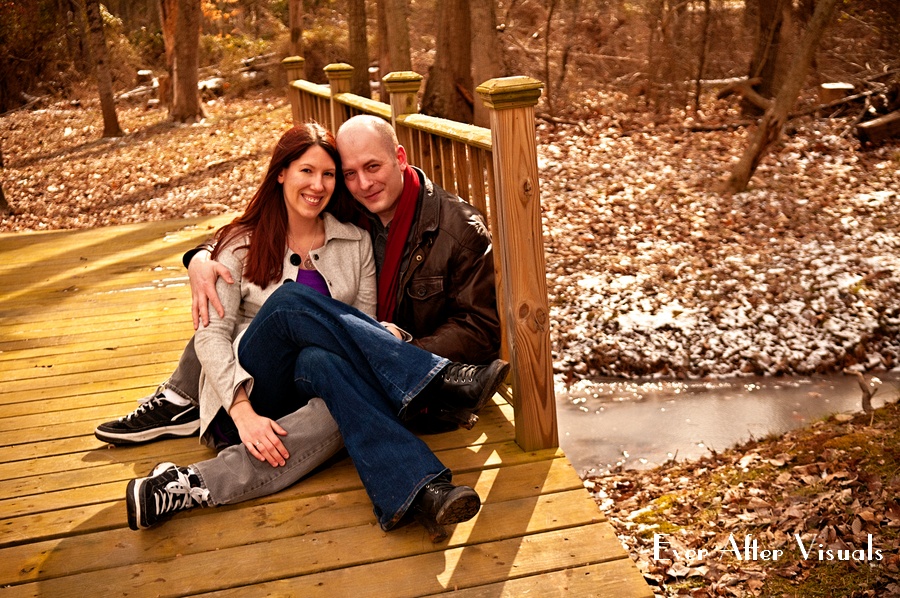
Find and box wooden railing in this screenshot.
[283,57,558,452]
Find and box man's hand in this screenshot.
[229,398,290,468]
[188,250,233,329]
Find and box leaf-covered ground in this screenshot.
[588,389,900,597]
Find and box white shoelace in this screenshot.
[155,467,210,514]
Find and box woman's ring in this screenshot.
[254,441,262,447]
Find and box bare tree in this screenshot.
[376,0,390,79]
[380,0,412,74]
[422,0,473,122]
[693,0,712,113]
[724,0,840,195]
[348,0,370,97]
[170,0,202,122]
[289,0,302,57]
[84,0,123,137]
[158,0,176,105]
[744,0,788,115]
[470,0,507,126]
[541,0,581,115]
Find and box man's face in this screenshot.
[338,130,408,226]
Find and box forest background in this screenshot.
[2,1,900,596]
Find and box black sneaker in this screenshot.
[94,389,199,445]
[126,462,210,530]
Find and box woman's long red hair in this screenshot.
[211,122,355,287]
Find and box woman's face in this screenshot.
[278,145,336,222]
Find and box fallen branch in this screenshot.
[789,87,882,118]
[536,112,589,135]
[716,77,771,111]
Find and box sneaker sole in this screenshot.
[94,420,200,445]
[125,478,142,530]
[472,360,511,413]
[436,488,481,525]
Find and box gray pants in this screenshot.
[165,337,345,505]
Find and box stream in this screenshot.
[555,372,900,476]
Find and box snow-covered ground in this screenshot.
[539,113,900,380]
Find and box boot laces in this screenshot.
[154,467,209,515]
[443,363,479,384]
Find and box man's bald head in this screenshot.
[335,115,409,225]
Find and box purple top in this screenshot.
[296,268,331,297]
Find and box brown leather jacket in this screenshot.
[392,168,500,365]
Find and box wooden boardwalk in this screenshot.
[0,217,652,597]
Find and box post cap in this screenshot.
[476,76,543,109]
[382,71,424,94]
[281,56,305,68]
[323,63,354,79]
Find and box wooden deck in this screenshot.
[0,217,652,597]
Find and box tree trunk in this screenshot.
[422,0,473,123]
[289,0,302,57]
[724,0,839,195]
[348,0,370,97]
[543,0,558,113]
[84,0,123,137]
[158,0,176,105]
[376,0,390,82]
[470,0,506,127]
[693,0,712,113]
[382,0,412,73]
[170,0,202,123]
[63,0,90,74]
[744,0,787,115]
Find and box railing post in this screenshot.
[381,71,423,149]
[324,63,354,131]
[282,56,305,125]
[476,76,558,452]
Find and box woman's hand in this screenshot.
[229,399,289,467]
[188,249,234,329]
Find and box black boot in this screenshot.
[436,359,510,412]
[411,476,481,542]
[402,359,509,430]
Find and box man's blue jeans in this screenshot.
[237,283,451,530]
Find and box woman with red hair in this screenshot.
[192,122,376,450]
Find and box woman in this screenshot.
[126,121,375,530]
[191,123,376,452]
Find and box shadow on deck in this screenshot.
[0,217,653,597]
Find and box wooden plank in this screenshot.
[2,518,621,598]
[198,555,653,598]
[1,461,592,586]
[452,139,471,202]
[418,560,655,598]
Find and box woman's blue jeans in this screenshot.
[237,283,450,530]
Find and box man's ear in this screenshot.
[396,145,409,169]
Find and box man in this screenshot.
[99,116,503,536]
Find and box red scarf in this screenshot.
[377,165,420,322]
